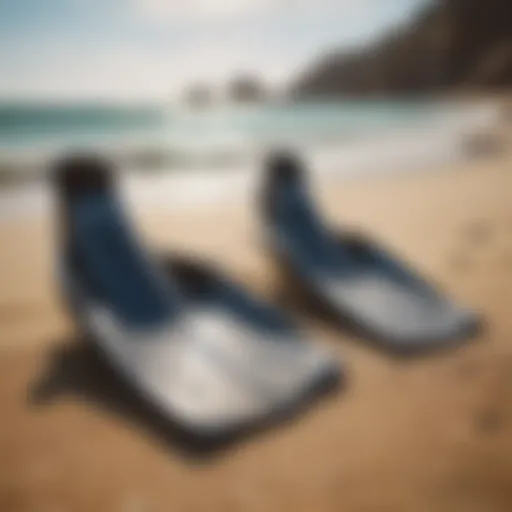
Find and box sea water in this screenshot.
[0,100,499,217]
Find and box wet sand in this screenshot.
[0,151,512,512]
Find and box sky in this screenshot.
[0,0,427,102]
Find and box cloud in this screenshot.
[132,0,276,22]
[130,0,383,23]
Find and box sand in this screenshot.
[0,150,512,512]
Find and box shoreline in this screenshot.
[0,128,507,222]
[0,97,502,192]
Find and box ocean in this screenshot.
[0,100,499,216]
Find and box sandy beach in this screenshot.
[0,147,511,511]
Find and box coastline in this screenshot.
[0,96,502,197]
[0,110,506,222]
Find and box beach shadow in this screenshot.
[28,338,226,460]
[28,336,341,461]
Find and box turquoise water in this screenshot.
[0,104,165,150]
[0,101,458,152]
[0,100,496,179]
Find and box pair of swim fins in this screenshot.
[54,153,479,443]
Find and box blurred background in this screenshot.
[0,0,510,208]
